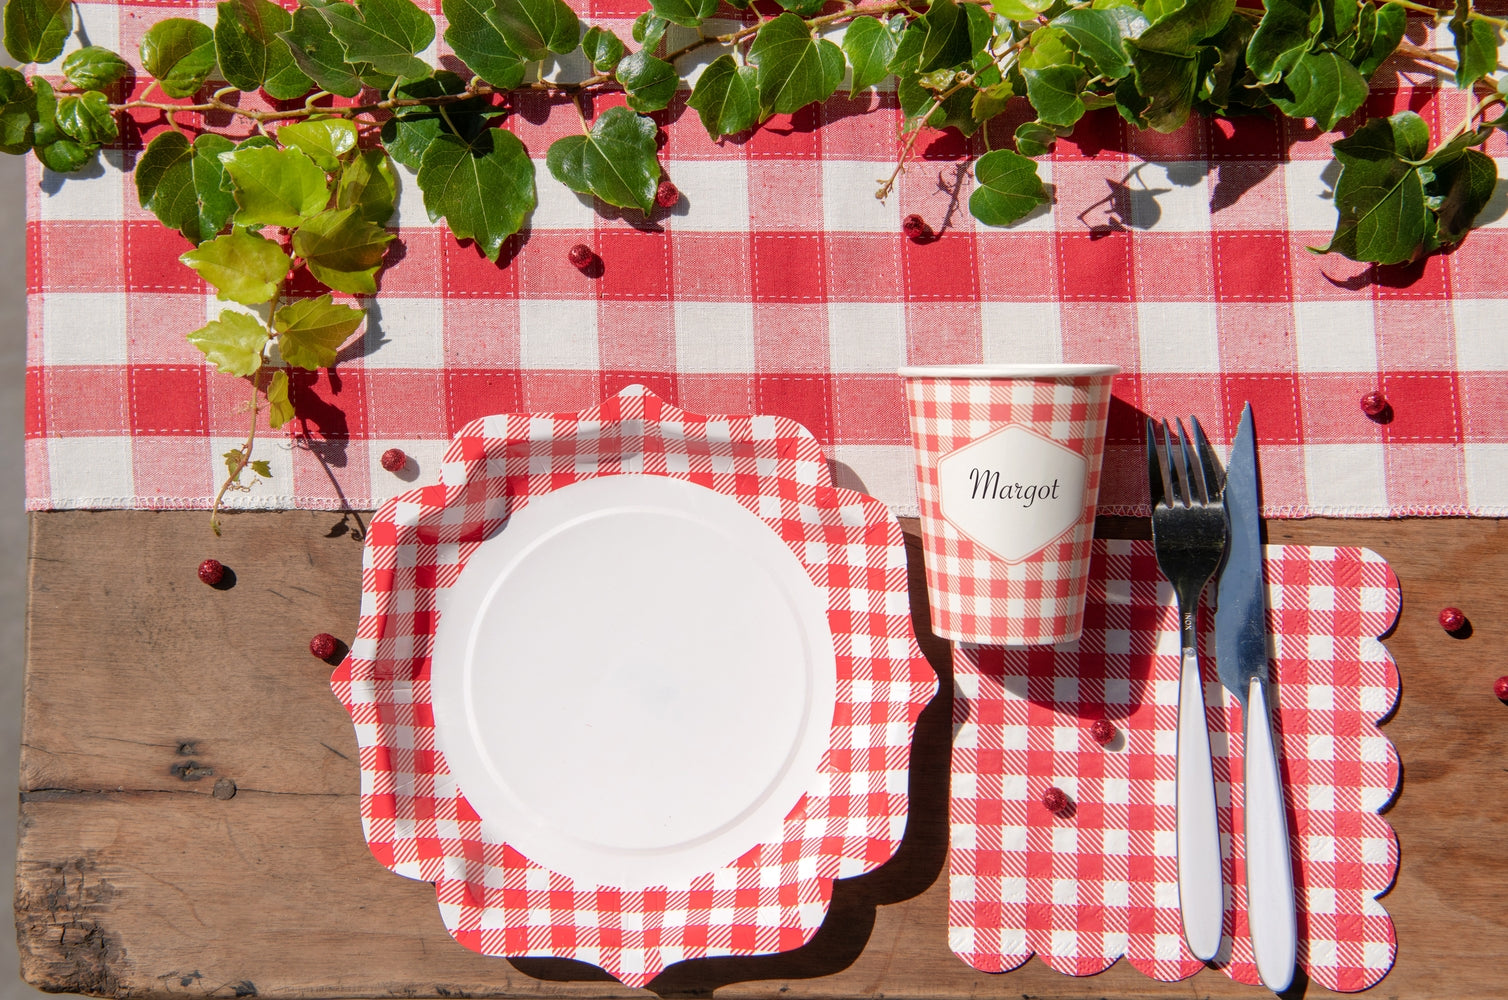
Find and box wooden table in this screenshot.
[16,511,1507,999]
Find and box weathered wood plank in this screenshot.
[17,511,1508,998]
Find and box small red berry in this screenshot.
[1494,676,1508,701]
[1360,391,1388,417]
[1439,606,1467,632]
[568,243,596,269]
[197,558,225,586]
[656,179,680,208]
[1041,786,1069,814]
[309,633,338,659]
[380,447,407,473]
[1089,719,1116,746]
[902,213,932,241]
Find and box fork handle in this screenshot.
[1244,677,1297,992]
[1177,643,1223,962]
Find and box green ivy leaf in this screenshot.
[1451,0,1500,92]
[220,145,332,228]
[291,207,394,295]
[1319,0,1359,41]
[267,369,295,428]
[0,68,35,156]
[1199,13,1255,108]
[776,0,824,15]
[1124,0,1233,132]
[749,12,845,116]
[918,0,991,73]
[843,16,901,94]
[1356,1,1405,79]
[276,117,358,171]
[326,0,435,79]
[1432,147,1496,243]
[1052,7,1147,80]
[971,82,1011,125]
[616,50,677,113]
[632,11,669,52]
[970,148,1048,226]
[180,228,291,305]
[1245,0,1319,84]
[1019,25,1074,70]
[650,0,717,29]
[62,47,132,91]
[1312,111,1430,264]
[136,131,238,244]
[29,77,94,173]
[216,0,314,100]
[278,0,374,97]
[416,127,535,261]
[442,0,527,90]
[55,91,118,146]
[1126,46,1200,131]
[141,18,219,99]
[898,70,979,134]
[222,447,247,479]
[1014,119,1057,156]
[188,310,270,376]
[380,72,487,170]
[990,0,1053,19]
[273,293,364,369]
[1022,64,1088,127]
[546,105,660,214]
[582,26,626,72]
[1136,0,1232,53]
[336,148,396,224]
[491,0,581,61]
[1267,49,1367,130]
[249,458,274,478]
[4,0,72,64]
[686,53,759,137]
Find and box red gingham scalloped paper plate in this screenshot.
[330,384,939,987]
[948,541,1401,992]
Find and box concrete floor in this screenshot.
[5,142,45,999]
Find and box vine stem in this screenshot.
[209,288,282,535]
[1371,0,1508,26]
[209,368,264,537]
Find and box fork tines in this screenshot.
[1147,416,1223,509]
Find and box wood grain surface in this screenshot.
[16,511,1508,999]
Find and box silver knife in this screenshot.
[1215,403,1297,993]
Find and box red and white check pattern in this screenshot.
[329,384,938,986]
[21,3,1508,520]
[948,541,1400,993]
[903,374,1113,644]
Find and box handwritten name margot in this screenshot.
[968,469,1062,508]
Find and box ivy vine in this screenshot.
[2,0,1504,531]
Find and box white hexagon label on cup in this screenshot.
[937,424,1088,564]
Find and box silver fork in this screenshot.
[1147,417,1227,963]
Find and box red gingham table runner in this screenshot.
[21,5,1508,518]
[329,385,939,986]
[949,541,1401,992]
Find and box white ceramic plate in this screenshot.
[431,473,838,889]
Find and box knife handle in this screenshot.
[1176,645,1223,962]
[1244,677,1297,993]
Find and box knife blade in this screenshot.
[1214,402,1297,993]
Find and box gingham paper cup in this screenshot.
[900,365,1119,646]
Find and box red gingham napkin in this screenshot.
[948,541,1401,992]
[22,4,1508,521]
[329,384,938,986]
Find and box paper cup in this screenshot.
[900,364,1119,646]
